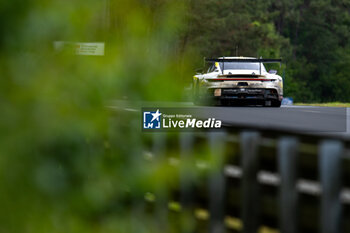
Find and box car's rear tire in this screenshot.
[272,100,281,107]
[264,100,281,107]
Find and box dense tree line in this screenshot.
[181,0,350,102]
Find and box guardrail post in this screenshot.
[180,132,195,233]
[240,131,260,233]
[319,140,343,233]
[208,132,226,233]
[278,137,299,233]
[153,133,168,231]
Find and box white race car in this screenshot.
[193,57,283,107]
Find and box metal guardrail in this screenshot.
[109,107,350,233]
[139,130,350,233]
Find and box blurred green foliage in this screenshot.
[0,0,194,232]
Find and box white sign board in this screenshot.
[54,41,105,56]
[75,42,104,56]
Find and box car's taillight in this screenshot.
[214,89,221,97]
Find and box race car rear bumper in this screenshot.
[196,87,282,106]
[211,88,279,99]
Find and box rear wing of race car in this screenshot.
[205,58,282,75]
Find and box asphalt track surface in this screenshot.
[111,100,350,138]
[193,105,348,135]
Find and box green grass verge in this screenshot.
[294,102,350,107]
